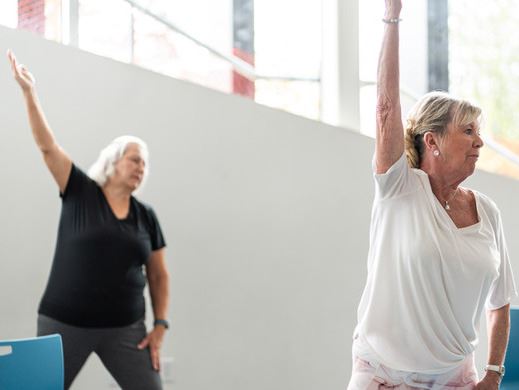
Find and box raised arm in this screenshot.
[375,0,404,174]
[7,50,72,193]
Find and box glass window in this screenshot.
[7,0,323,122]
[449,0,519,178]
[45,0,63,42]
[254,0,321,120]
[78,0,133,63]
[131,4,232,94]
[0,0,17,29]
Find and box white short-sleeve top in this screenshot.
[353,153,517,373]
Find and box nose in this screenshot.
[475,133,484,148]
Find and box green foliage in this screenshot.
[449,0,519,140]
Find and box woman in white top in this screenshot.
[348,1,517,389]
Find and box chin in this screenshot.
[125,183,139,193]
[129,179,141,188]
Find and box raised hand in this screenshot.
[384,0,402,18]
[7,49,36,93]
[6,49,72,193]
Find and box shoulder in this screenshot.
[132,197,159,220]
[72,164,96,184]
[373,152,406,175]
[132,198,165,246]
[62,163,99,198]
[471,189,501,224]
[372,152,425,201]
[472,190,499,212]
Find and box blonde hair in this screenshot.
[404,91,482,168]
[88,135,149,192]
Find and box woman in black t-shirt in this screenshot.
[8,50,170,390]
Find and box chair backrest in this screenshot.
[0,334,64,390]
[503,307,519,383]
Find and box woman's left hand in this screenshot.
[138,326,166,371]
[474,373,501,389]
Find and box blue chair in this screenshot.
[501,307,519,389]
[0,334,64,390]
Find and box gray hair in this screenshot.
[88,135,149,192]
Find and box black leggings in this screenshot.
[37,315,162,390]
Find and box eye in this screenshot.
[464,128,473,135]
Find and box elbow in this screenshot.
[376,100,392,130]
[376,92,397,115]
[376,95,401,127]
[149,269,170,287]
[39,141,57,156]
[376,103,389,125]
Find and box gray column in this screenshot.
[66,0,79,47]
[427,0,448,91]
[232,0,254,97]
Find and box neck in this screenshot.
[421,158,463,197]
[427,174,462,211]
[102,182,132,202]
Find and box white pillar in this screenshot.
[400,1,428,96]
[321,0,360,131]
[63,0,79,47]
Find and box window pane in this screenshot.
[0,0,17,28]
[78,0,132,63]
[45,0,62,42]
[255,80,320,120]
[254,0,321,120]
[449,0,519,178]
[132,8,232,94]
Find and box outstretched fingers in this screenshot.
[6,49,35,90]
[6,49,18,75]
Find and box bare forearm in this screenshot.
[142,269,170,371]
[149,275,170,321]
[377,22,401,111]
[487,305,510,365]
[23,89,58,154]
[476,305,510,387]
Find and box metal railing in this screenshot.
[122,0,320,83]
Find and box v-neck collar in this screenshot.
[99,188,133,221]
[414,168,481,233]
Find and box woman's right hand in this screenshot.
[7,50,36,93]
[384,0,402,18]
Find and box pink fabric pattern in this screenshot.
[347,356,478,390]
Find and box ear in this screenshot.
[423,131,439,152]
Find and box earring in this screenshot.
[433,150,440,157]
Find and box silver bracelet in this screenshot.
[382,17,402,24]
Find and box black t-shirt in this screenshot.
[38,164,166,327]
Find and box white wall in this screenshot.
[0,26,518,389]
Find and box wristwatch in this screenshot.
[153,319,170,329]
[485,364,505,377]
